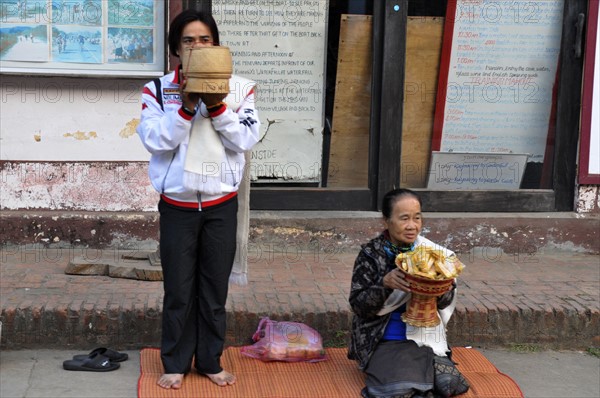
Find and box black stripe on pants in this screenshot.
[158,196,238,374]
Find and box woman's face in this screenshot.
[178,20,214,57]
[384,196,422,246]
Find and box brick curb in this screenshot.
[1,305,597,351]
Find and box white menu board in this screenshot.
[213,0,328,182]
[433,0,564,163]
[578,0,600,184]
[588,20,600,175]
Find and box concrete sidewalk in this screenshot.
[1,243,599,397]
[0,348,598,398]
[1,246,599,350]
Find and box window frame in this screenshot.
[251,0,585,212]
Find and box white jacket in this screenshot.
[137,68,260,204]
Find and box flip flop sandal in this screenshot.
[63,352,120,372]
[72,347,129,362]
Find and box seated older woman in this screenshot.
[348,188,469,398]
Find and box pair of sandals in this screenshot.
[63,347,128,372]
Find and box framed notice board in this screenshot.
[432,0,564,164]
[578,0,600,184]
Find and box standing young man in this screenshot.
[137,9,260,389]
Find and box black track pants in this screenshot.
[158,196,238,374]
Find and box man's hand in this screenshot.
[200,93,227,107]
[179,76,200,110]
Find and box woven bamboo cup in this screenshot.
[398,268,454,327]
[181,46,232,94]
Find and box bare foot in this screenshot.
[157,373,183,389]
[205,370,236,386]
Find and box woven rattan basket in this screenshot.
[399,269,454,327]
[181,46,232,94]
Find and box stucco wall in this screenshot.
[1,75,148,161]
[576,185,600,213]
[1,75,157,211]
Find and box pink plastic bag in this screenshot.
[240,317,327,362]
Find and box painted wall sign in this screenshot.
[432,0,564,163]
[212,0,328,182]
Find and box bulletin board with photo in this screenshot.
[0,0,165,76]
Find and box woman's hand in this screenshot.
[383,268,411,292]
